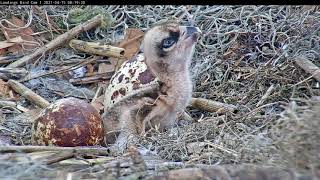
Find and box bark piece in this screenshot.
[294,56,320,82]
[190,98,237,114]
[69,39,125,58]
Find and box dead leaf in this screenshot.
[86,64,94,76]
[0,16,38,53]
[119,28,144,59]
[91,95,104,113]
[96,62,114,87]
[0,36,24,49]
[8,89,20,101]
[110,28,144,71]
[98,62,115,73]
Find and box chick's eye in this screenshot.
[162,38,175,48]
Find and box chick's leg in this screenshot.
[141,98,176,134]
[110,97,155,154]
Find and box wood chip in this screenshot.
[294,56,320,82]
[190,98,237,114]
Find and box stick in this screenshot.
[0,100,16,108]
[8,80,50,108]
[69,72,114,85]
[69,39,125,58]
[178,111,194,121]
[32,6,63,35]
[91,62,113,102]
[190,98,237,114]
[19,57,97,82]
[294,56,320,82]
[0,67,28,79]
[147,165,307,180]
[45,152,75,165]
[0,100,30,112]
[7,15,103,68]
[0,55,24,65]
[256,84,275,107]
[0,145,110,156]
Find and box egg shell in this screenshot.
[31,97,105,147]
[104,53,158,109]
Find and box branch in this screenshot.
[190,98,237,114]
[0,67,28,79]
[0,145,110,156]
[8,79,50,108]
[294,56,320,82]
[7,15,103,68]
[69,72,114,85]
[256,84,275,107]
[69,39,125,58]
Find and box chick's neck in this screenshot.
[149,58,192,108]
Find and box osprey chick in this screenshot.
[103,22,201,152]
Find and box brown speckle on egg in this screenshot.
[125,77,130,83]
[138,69,156,84]
[128,68,136,77]
[31,97,104,147]
[118,74,124,82]
[104,53,159,109]
[132,81,140,90]
[119,87,127,96]
[111,91,120,100]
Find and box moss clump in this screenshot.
[68,6,113,29]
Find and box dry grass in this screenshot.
[0,5,319,179]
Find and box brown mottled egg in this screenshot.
[104,52,159,110]
[31,97,104,147]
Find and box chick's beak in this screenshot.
[184,26,202,41]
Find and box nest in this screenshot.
[0,5,319,179]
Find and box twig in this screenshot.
[0,55,23,65]
[69,39,125,58]
[45,152,75,165]
[69,72,114,85]
[19,57,97,82]
[0,145,110,156]
[294,56,320,82]
[92,87,103,104]
[32,6,63,34]
[242,102,280,118]
[7,15,103,68]
[8,79,50,108]
[0,100,29,112]
[147,165,307,180]
[0,100,17,109]
[256,84,275,107]
[178,111,194,121]
[0,67,28,80]
[204,141,239,157]
[190,98,237,114]
[197,115,225,123]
